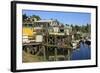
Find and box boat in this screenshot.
[71,40,80,50]
[85,39,91,46]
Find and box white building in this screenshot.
[64,25,72,35]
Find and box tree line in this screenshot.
[70,24,91,33]
[23,14,41,22]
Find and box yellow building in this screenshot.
[22,27,36,43]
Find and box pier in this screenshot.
[23,33,73,62]
[22,20,80,62]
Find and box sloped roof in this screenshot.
[35,20,54,23]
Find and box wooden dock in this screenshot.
[23,35,72,61]
[23,27,73,61]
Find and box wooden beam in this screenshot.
[54,48,58,61]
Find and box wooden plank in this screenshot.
[42,44,72,49]
[23,42,41,46]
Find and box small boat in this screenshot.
[72,42,77,49]
[85,40,91,46]
[72,40,80,50]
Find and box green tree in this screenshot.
[86,24,91,33]
[31,15,41,21]
[75,25,80,31]
[65,24,69,26]
[22,14,28,21]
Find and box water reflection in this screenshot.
[71,42,91,60]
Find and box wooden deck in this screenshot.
[23,42,42,46]
[43,44,72,49]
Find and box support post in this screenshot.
[42,46,46,61]
[54,48,58,61]
[67,49,71,60]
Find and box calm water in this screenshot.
[71,42,91,60]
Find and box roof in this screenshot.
[34,20,54,23]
